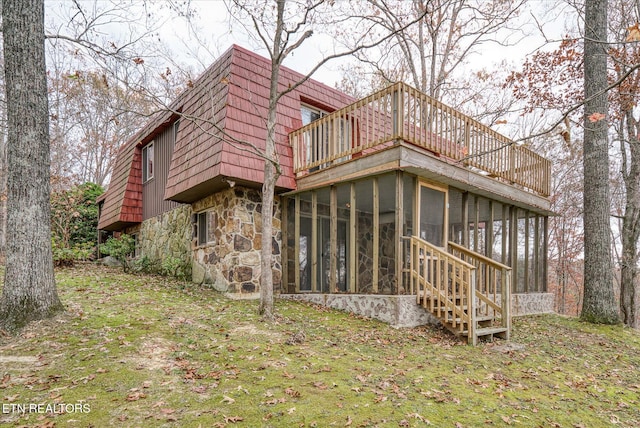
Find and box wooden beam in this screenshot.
[311,191,318,293]
[373,177,379,293]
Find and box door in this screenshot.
[417,182,448,247]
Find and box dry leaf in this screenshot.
[588,112,606,123]
[627,23,640,42]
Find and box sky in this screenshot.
[43,0,573,95]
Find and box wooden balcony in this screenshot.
[290,82,551,198]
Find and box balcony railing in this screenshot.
[290,82,551,197]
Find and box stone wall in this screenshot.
[139,204,192,270]
[281,294,438,328]
[511,293,555,316]
[191,187,281,294]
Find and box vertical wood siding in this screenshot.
[143,123,182,220]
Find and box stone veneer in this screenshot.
[138,204,192,268]
[282,292,556,329]
[281,294,439,327]
[511,292,555,316]
[191,186,281,294]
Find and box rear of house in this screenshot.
[98,45,554,343]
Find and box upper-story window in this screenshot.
[142,142,154,182]
[301,104,326,126]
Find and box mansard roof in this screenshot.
[98,44,354,230]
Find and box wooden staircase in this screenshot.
[408,237,512,345]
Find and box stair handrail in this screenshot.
[409,236,477,342]
[447,242,512,340]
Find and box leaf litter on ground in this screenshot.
[0,264,638,427]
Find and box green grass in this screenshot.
[1,264,639,427]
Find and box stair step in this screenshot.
[475,327,508,337]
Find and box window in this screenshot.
[301,105,327,168]
[301,104,325,126]
[197,211,213,246]
[131,233,140,258]
[173,120,180,144]
[142,142,154,182]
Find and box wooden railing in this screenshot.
[448,241,512,339]
[408,236,477,340]
[290,82,551,197]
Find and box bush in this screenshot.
[100,235,135,272]
[131,256,160,274]
[160,256,192,280]
[52,238,94,267]
[50,182,104,265]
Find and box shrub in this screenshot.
[100,234,135,272]
[50,182,104,264]
[52,238,94,267]
[160,256,192,280]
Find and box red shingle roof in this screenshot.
[164,45,354,203]
[97,143,142,231]
[99,44,355,229]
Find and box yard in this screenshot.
[0,265,639,427]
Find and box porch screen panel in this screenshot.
[356,179,374,293]
[378,174,397,294]
[298,194,313,291]
[285,198,296,293]
[491,202,505,264]
[419,186,445,247]
[448,188,464,245]
[476,197,491,256]
[516,210,526,293]
[336,184,355,293]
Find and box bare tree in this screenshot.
[0,0,64,332]
[338,0,525,106]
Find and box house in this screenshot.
[97,45,554,344]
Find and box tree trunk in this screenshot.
[0,0,64,332]
[620,111,640,328]
[258,0,285,321]
[580,0,619,324]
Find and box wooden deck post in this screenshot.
[503,268,512,340]
[469,268,477,346]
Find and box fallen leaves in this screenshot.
[126,388,147,401]
[626,23,640,42]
